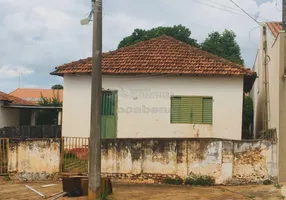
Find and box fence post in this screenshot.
[6,138,8,174]
[60,137,65,173]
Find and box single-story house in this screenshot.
[51,35,256,140]
[10,88,63,103]
[0,91,62,128]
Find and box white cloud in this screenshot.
[0,66,34,77]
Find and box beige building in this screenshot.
[252,22,286,182]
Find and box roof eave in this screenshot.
[243,73,257,93]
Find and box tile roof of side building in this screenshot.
[9,88,63,102]
[266,22,282,38]
[0,91,35,105]
[50,35,256,92]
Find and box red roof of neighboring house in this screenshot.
[0,91,35,105]
[266,22,282,38]
[51,35,255,77]
[9,88,63,103]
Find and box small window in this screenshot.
[170,96,213,124]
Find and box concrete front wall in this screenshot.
[63,75,243,140]
[8,139,60,180]
[0,102,19,128]
[101,138,277,184]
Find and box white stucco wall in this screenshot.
[62,75,244,140]
[252,26,282,135]
[0,102,19,128]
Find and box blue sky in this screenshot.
[0,0,281,93]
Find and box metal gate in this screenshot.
[60,137,89,175]
[0,138,8,175]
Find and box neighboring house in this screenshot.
[51,35,256,140]
[10,88,63,103]
[252,21,286,183]
[252,22,286,137]
[0,91,62,128]
[0,91,35,127]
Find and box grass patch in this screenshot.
[185,174,215,186]
[263,179,272,185]
[63,153,88,174]
[162,177,184,185]
[3,175,10,181]
[274,183,283,189]
[100,190,111,200]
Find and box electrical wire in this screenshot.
[192,0,275,24]
[203,0,241,12]
[276,0,282,11]
[229,0,261,25]
[248,26,260,46]
[191,0,246,16]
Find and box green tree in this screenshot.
[201,29,244,65]
[51,84,63,89]
[36,92,62,125]
[118,25,199,49]
[242,95,253,135]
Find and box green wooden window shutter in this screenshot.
[171,97,181,123]
[189,97,203,124]
[203,98,213,124]
[171,96,213,124]
[102,91,115,116]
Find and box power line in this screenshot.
[203,0,241,12]
[229,0,261,25]
[191,0,246,16]
[248,26,260,46]
[192,0,275,24]
[276,0,282,11]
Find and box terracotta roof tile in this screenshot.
[51,35,255,78]
[10,88,63,103]
[0,91,35,105]
[266,22,282,38]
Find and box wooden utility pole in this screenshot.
[262,25,269,132]
[88,0,102,199]
[283,0,286,30]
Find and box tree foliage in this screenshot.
[118,25,199,49]
[36,92,62,125]
[242,95,253,131]
[51,84,63,89]
[201,29,244,65]
[118,26,244,65]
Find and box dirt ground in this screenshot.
[0,180,284,200]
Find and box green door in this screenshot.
[101,91,117,138]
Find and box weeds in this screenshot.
[3,175,10,181]
[278,195,285,200]
[100,190,111,200]
[185,174,215,186]
[162,177,184,185]
[263,179,272,185]
[162,174,215,186]
[274,183,283,189]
